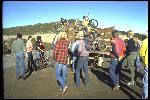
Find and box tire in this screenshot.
[50,57,56,68]
[47,58,54,68]
[89,19,98,28]
[34,59,43,70]
[98,40,107,51]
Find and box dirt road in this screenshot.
[3,55,143,99]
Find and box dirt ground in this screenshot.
[3,54,144,99]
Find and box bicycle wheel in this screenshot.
[46,57,54,68]
[98,40,107,51]
[89,19,98,28]
[34,59,43,70]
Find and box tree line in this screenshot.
[3,19,146,41]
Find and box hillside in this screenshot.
[3,18,147,55]
[3,19,76,35]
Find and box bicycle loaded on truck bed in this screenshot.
[54,17,114,67]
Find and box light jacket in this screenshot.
[78,39,89,56]
[26,40,33,52]
[11,38,25,56]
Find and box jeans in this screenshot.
[126,52,138,82]
[36,51,40,59]
[72,56,77,72]
[35,50,44,59]
[55,62,68,89]
[27,51,36,71]
[136,55,142,72]
[15,51,26,79]
[109,58,123,86]
[142,67,148,99]
[76,56,89,86]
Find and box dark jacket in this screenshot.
[126,38,138,56]
[35,41,40,50]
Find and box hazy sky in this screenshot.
[3,1,148,34]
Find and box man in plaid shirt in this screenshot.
[53,39,69,64]
[53,31,69,94]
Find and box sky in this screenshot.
[3,1,148,34]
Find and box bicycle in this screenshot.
[44,50,55,68]
[34,49,54,70]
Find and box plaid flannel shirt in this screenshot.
[53,39,69,64]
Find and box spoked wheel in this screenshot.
[34,59,43,70]
[89,19,98,28]
[45,57,55,68]
[98,40,107,51]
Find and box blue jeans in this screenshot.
[76,56,89,86]
[15,51,26,79]
[136,55,142,72]
[142,67,148,99]
[109,58,123,86]
[72,56,77,72]
[55,62,68,89]
[35,50,44,59]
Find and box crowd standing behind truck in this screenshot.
[10,16,148,99]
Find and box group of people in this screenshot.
[49,29,148,98]
[11,20,148,98]
[52,30,90,94]
[11,34,46,80]
[109,30,148,99]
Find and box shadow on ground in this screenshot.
[90,65,142,99]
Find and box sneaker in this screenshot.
[113,85,120,90]
[75,85,80,88]
[116,84,120,88]
[62,85,68,94]
[17,77,20,80]
[131,81,135,85]
[127,81,135,86]
[84,83,90,87]
[127,82,131,86]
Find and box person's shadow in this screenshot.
[90,64,142,99]
[25,67,35,79]
[90,67,113,88]
[119,69,142,99]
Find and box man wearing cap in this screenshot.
[11,33,26,80]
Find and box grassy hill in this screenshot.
[3,18,147,55]
[3,19,75,35]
